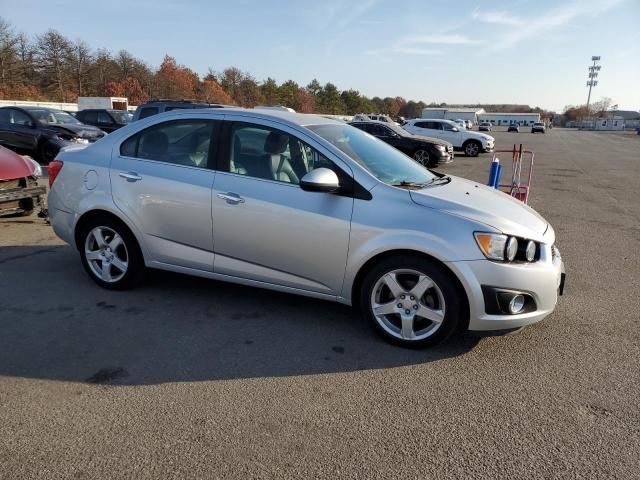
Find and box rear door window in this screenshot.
[120,120,217,168]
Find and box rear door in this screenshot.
[211,116,354,295]
[111,116,220,271]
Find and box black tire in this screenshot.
[359,255,464,348]
[412,149,431,166]
[77,216,144,290]
[38,141,59,164]
[463,140,481,157]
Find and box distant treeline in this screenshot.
[0,16,550,117]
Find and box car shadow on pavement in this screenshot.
[0,245,480,385]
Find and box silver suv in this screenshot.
[47,109,565,347]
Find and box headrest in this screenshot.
[264,132,289,155]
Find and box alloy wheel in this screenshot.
[84,226,129,283]
[370,269,446,341]
[465,142,479,156]
[413,150,430,165]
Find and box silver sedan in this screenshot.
[47,109,564,347]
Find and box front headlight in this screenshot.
[475,232,539,262]
[26,157,42,178]
[475,232,509,261]
[71,138,89,144]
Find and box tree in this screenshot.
[0,17,18,89]
[278,80,300,110]
[219,66,245,102]
[590,97,612,117]
[341,89,365,114]
[317,82,344,114]
[306,78,322,97]
[69,39,92,96]
[260,77,279,105]
[298,88,315,113]
[235,77,263,107]
[35,29,73,101]
[155,54,198,99]
[198,79,232,104]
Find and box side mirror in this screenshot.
[300,168,340,193]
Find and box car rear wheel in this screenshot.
[463,141,481,157]
[359,255,462,348]
[78,217,143,290]
[413,149,431,166]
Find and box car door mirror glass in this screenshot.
[300,168,340,193]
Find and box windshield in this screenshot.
[385,123,409,136]
[110,110,132,124]
[29,109,81,125]
[308,124,436,185]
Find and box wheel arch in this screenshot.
[74,209,145,262]
[349,248,470,331]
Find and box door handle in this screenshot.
[216,192,245,205]
[119,171,142,182]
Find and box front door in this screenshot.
[212,118,353,295]
[111,118,219,271]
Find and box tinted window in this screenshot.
[229,123,334,185]
[119,120,215,168]
[97,111,112,124]
[82,111,98,123]
[442,122,457,131]
[7,109,33,126]
[138,107,158,119]
[0,109,11,123]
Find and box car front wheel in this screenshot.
[360,255,462,348]
[78,217,143,290]
[413,149,431,166]
[463,141,481,157]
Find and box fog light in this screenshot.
[509,294,526,314]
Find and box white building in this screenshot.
[477,112,541,126]
[594,117,625,131]
[421,107,484,124]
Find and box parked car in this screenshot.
[352,114,397,124]
[531,122,546,134]
[0,145,46,216]
[452,119,466,129]
[349,120,453,166]
[479,122,492,132]
[507,124,520,133]
[75,109,132,133]
[0,106,106,163]
[48,109,565,348]
[403,118,495,157]
[132,99,226,121]
[464,120,473,129]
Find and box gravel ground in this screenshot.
[1,127,639,479]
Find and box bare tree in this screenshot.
[0,17,18,89]
[69,39,92,96]
[35,29,73,101]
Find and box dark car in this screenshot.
[132,99,227,121]
[0,106,106,163]
[349,120,453,167]
[0,144,46,217]
[75,109,132,133]
[507,124,520,132]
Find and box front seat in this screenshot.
[263,132,299,184]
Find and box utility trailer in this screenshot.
[77,97,129,111]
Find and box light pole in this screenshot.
[586,56,601,114]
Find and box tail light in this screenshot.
[48,160,64,187]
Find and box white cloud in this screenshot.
[399,34,482,46]
[485,0,628,51]
[472,10,524,26]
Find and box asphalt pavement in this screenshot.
[1,127,638,479]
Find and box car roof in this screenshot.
[156,107,343,128]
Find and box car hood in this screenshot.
[466,131,494,142]
[0,145,36,180]
[409,176,549,241]
[45,124,105,139]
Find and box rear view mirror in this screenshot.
[300,168,340,193]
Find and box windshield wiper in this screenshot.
[425,175,451,186]
[391,180,428,188]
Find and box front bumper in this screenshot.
[449,244,564,331]
[482,142,495,152]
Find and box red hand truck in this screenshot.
[491,144,534,204]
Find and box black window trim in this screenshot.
[118,118,221,170]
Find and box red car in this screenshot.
[0,145,46,217]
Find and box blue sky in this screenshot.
[3,0,639,111]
